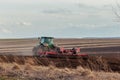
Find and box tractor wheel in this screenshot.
[32,45,42,56]
[36,47,44,57]
[32,46,37,56]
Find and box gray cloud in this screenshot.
[0,28,12,33]
[68,23,109,28]
[42,8,72,14]
[16,22,32,26]
[77,3,97,9]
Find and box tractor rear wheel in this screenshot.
[33,46,45,56]
[33,45,50,56]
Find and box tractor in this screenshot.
[33,37,56,56]
[33,37,87,58]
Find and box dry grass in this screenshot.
[24,63,35,71]
[0,63,119,80]
[12,63,21,70]
[0,65,5,71]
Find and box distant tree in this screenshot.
[112,2,120,21]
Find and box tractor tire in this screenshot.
[32,45,41,56]
[36,47,44,57]
[32,45,50,56]
[32,46,37,55]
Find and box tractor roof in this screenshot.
[41,36,54,39]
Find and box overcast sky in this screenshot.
[0,0,120,38]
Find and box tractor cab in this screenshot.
[39,37,54,48]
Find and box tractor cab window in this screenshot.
[40,37,53,44]
[41,38,45,44]
[49,39,53,44]
[45,38,53,44]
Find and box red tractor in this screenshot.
[33,37,88,58]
